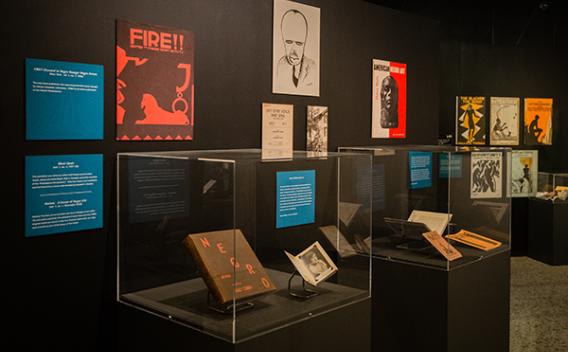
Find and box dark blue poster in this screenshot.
[26,58,104,140]
[409,151,432,189]
[25,154,103,237]
[276,170,315,229]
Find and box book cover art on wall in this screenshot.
[490,97,519,146]
[511,150,538,197]
[524,98,553,145]
[116,20,194,141]
[273,0,320,97]
[306,106,328,153]
[183,229,277,305]
[371,59,407,139]
[456,96,486,145]
[471,152,502,199]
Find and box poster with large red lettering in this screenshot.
[116,20,194,141]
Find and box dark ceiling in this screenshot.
[366,1,567,49]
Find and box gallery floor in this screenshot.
[510,257,568,351]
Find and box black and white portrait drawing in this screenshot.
[306,105,328,153]
[471,152,503,199]
[273,0,320,96]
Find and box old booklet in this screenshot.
[285,242,338,286]
[446,229,502,251]
[183,229,277,305]
[422,231,463,261]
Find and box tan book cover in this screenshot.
[183,229,276,305]
[422,231,463,261]
[446,229,502,251]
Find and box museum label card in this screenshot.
[26,58,103,140]
[262,103,293,160]
[422,231,462,261]
[25,154,103,237]
[409,151,432,189]
[276,170,315,228]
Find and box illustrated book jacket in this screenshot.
[183,229,277,305]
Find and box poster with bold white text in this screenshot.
[372,59,406,138]
[272,0,320,97]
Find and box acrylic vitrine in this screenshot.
[536,172,568,201]
[117,149,372,343]
[338,145,511,270]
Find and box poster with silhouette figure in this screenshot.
[116,20,194,141]
[372,59,407,139]
[490,97,519,146]
[511,150,538,198]
[523,98,553,145]
[456,96,486,145]
[471,152,502,199]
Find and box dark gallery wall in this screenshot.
[4,0,440,350]
[439,42,567,172]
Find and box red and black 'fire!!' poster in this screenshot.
[116,20,194,141]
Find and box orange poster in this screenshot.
[524,98,553,145]
[116,20,194,141]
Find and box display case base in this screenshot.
[528,198,568,265]
[118,269,370,351]
[371,250,510,352]
[511,198,529,256]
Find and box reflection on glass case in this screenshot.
[536,172,568,202]
[338,145,511,271]
[117,149,372,343]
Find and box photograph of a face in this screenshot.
[285,241,337,286]
[272,0,320,97]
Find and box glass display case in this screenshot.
[338,145,511,270]
[536,172,568,201]
[117,149,372,343]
